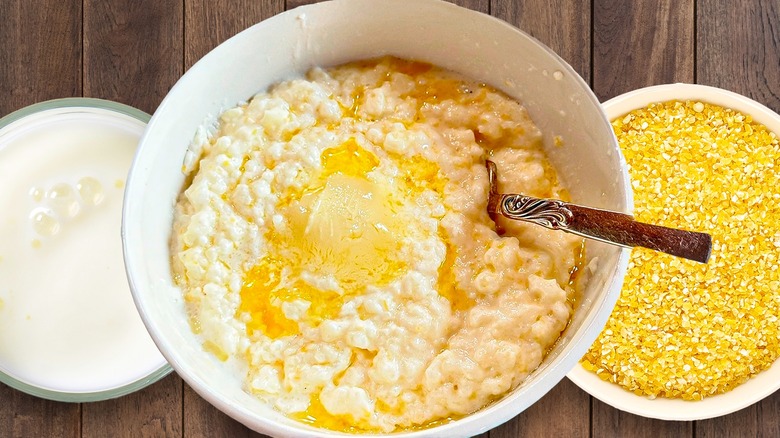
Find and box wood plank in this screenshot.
[693,388,780,438]
[592,398,692,438]
[756,390,780,437]
[489,379,589,438]
[82,375,183,438]
[492,0,591,83]
[0,0,81,115]
[696,3,780,435]
[183,384,271,438]
[697,0,780,112]
[446,0,489,12]
[81,1,184,435]
[593,0,694,101]
[0,1,82,436]
[285,0,318,8]
[0,384,80,438]
[590,1,694,436]
[184,0,285,70]
[695,405,758,438]
[287,0,488,13]
[83,0,184,115]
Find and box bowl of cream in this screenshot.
[0,98,171,401]
[122,0,631,435]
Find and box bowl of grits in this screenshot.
[122,0,631,436]
[568,83,780,420]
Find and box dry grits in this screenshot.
[582,101,780,400]
[171,57,583,432]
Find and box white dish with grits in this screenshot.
[0,99,171,401]
[123,0,631,436]
[171,58,584,432]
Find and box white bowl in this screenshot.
[122,0,630,436]
[567,83,780,421]
[0,98,171,402]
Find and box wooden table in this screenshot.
[2,0,779,436]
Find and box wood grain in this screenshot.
[183,385,270,438]
[696,404,758,438]
[593,0,694,101]
[83,0,184,114]
[445,0,490,13]
[592,398,692,438]
[82,375,183,438]
[80,1,185,436]
[697,0,780,112]
[490,379,590,438]
[287,0,488,13]
[697,389,780,437]
[0,1,81,434]
[0,0,81,115]
[590,1,695,437]
[757,391,780,437]
[184,0,285,69]
[491,0,591,83]
[695,17,780,438]
[0,384,79,438]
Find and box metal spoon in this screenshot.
[486,160,712,263]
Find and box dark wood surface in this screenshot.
[2,0,779,437]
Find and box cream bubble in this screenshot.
[29,186,44,202]
[46,183,80,218]
[30,209,60,237]
[77,177,105,207]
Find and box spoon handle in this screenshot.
[491,194,712,263]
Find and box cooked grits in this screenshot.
[171,57,583,432]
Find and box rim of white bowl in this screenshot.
[0,98,173,402]
[567,83,780,421]
[122,0,630,435]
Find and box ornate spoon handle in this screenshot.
[489,194,712,263]
[485,161,712,263]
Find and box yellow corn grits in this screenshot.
[582,100,780,400]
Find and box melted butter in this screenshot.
[393,153,446,197]
[240,257,302,339]
[202,339,229,362]
[349,57,433,77]
[406,416,457,431]
[567,239,587,298]
[387,58,434,76]
[407,77,471,104]
[239,140,405,339]
[238,137,474,339]
[320,138,378,179]
[337,57,471,119]
[293,394,369,433]
[437,229,475,312]
[347,89,364,118]
[240,257,347,338]
[294,393,458,433]
[292,173,403,286]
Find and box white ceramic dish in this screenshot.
[0,98,171,402]
[122,0,630,436]
[567,83,780,421]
